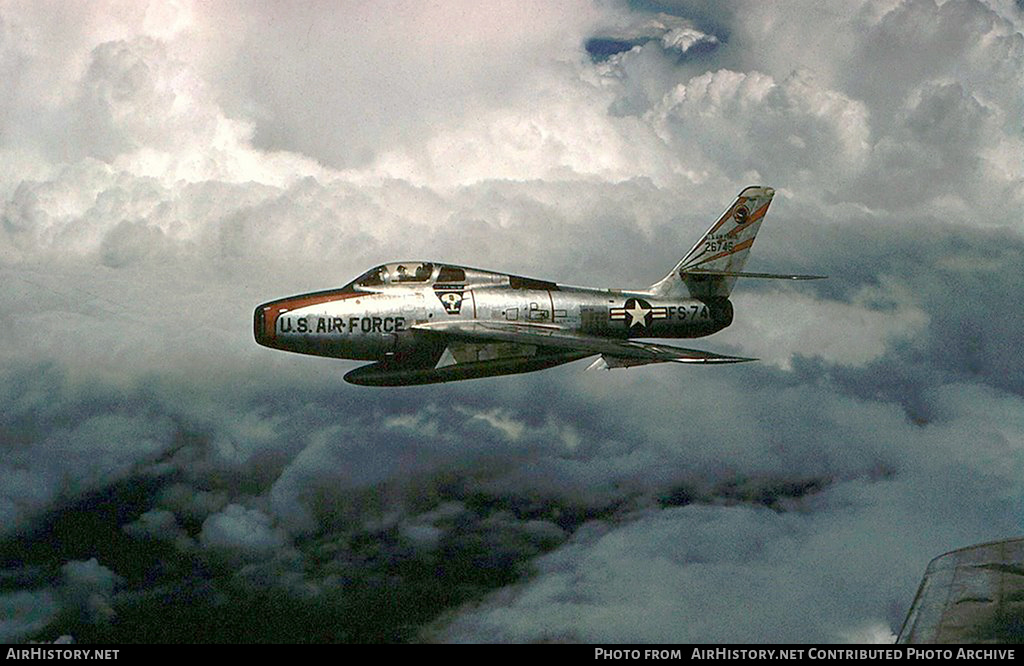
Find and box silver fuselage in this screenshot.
[259,284,732,358]
[254,263,732,384]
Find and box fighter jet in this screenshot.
[253,186,823,386]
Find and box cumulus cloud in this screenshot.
[721,282,929,370]
[123,508,194,550]
[61,558,120,625]
[0,590,59,643]
[199,504,288,561]
[0,369,179,537]
[438,381,1024,642]
[0,0,1021,645]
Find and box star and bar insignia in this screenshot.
[609,298,667,328]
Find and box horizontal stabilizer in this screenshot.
[684,269,827,280]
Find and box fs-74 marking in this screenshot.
[254,186,824,386]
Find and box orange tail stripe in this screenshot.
[726,201,770,238]
[690,238,755,267]
[708,197,747,235]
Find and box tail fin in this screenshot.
[649,186,776,299]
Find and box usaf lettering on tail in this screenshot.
[254,186,824,386]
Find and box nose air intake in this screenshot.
[253,305,271,347]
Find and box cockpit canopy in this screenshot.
[355,262,435,287]
[343,262,470,291]
[341,262,550,292]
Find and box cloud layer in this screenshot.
[0,0,1022,644]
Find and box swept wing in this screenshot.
[411,320,755,365]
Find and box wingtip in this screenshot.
[713,356,758,364]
